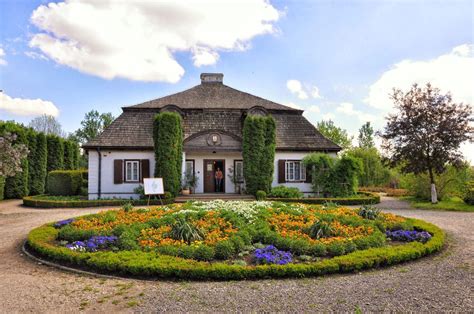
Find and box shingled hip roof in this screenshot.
[83,73,341,152]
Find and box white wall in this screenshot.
[88,150,154,200]
[272,151,337,194]
[185,152,243,194]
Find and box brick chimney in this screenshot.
[200,73,223,84]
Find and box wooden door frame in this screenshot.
[203,159,225,193]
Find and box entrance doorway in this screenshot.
[203,159,225,193]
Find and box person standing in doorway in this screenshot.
[215,167,223,192]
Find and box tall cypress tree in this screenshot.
[63,141,75,170]
[27,129,37,195]
[47,135,64,172]
[29,132,48,195]
[153,112,183,197]
[242,115,276,195]
[0,122,29,198]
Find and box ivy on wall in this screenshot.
[304,153,362,197]
[153,111,183,197]
[242,115,276,195]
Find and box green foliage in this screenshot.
[153,112,183,197]
[317,120,352,149]
[463,181,474,205]
[358,122,375,149]
[58,225,98,242]
[28,132,48,195]
[193,245,215,261]
[122,203,133,212]
[266,192,380,205]
[168,217,204,244]
[0,176,5,200]
[242,115,276,195]
[63,141,77,170]
[215,240,236,260]
[46,135,64,172]
[304,153,362,197]
[269,186,303,198]
[26,218,444,280]
[307,220,333,239]
[73,110,115,144]
[345,147,391,187]
[255,190,267,200]
[358,205,381,220]
[0,121,29,198]
[46,170,84,196]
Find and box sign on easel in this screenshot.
[143,178,164,205]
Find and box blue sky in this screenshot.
[0,0,473,159]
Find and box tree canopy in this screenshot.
[74,110,115,144]
[358,122,375,149]
[317,120,352,149]
[379,83,473,203]
[28,114,65,137]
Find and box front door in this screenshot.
[203,160,225,193]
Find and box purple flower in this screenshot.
[254,245,292,265]
[54,219,74,228]
[386,230,432,243]
[65,235,118,252]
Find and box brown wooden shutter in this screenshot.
[305,164,312,183]
[278,160,286,183]
[114,160,123,184]
[140,159,150,182]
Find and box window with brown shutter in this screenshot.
[114,159,123,184]
[278,159,286,183]
[140,159,150,182]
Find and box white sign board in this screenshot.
[143,178,164,195]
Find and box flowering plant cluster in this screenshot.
[385,230,432,243]
[66,235,118,252]
[254,245,292,265]
[54,218,74,228]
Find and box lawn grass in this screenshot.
[402,196,474,212]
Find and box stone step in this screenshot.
[175,193,255,203]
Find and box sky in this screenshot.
[0,0,473,160]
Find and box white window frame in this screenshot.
[125,160,140,182]
[285,160,306,182]
[185,160,194,175]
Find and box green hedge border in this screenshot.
[268,192,380,205]
[25,217,444,280]
[23,195,174,208]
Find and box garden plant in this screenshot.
[27,200,444,280]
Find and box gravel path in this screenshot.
[0,197,472,312]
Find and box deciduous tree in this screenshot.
[317,120,352,149]
[74,110,115,144]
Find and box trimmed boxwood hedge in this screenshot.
[23,194,174,208]
[26,217,444,280]
[267,192,380,205]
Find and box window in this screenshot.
[234,160,244,183]
[285,161,306,182]
[185,160,195,175]
[125,160,140,182]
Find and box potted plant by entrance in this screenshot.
[182,170,198,195]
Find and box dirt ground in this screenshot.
[0,197,472,312]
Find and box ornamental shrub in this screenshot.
[0,121,29,198]
[29,132,48,195]
[153,112,183,197]
[193,245,215,261]
[47,170,84,195]
[0,176,5,200]
[242,115,276,195]
[270,186,303,198]
[215,240,235,260]
[46,135,64,172]
[63,141,76,170]
[256,190,267,200]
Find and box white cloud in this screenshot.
[25,51,49,61]
[29,0,281,83]
[287,79,323,100]
[0,91,59,117]
[284,102,303,110]
[322,112,335,121]
[0,48,6,66]
[336,102,377,122]
[366,44,474,111]
[307,105,320,113]
[286,80,308,99]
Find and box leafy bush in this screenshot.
[168,217,204,244]
[270,186,303,198]
[358,205,381,220]
[267,192,380,205]
[153,112,183,197]
[193,245,215,261]
[0,176,4,201]
[215,240,235,260]
[47,170,84,196]
[256,190,267,200]
[307,220,333,239]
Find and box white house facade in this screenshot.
[83,73,340,200]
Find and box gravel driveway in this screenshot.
[0,197,472,312]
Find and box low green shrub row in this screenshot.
[267,192,380,205]
[26,218,444,280]
[23,194,174,208]
[0,176,5,201]
[269,186,304,199]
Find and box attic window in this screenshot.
[200,73,223,83]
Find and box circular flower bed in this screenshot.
[26,201,445,280]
